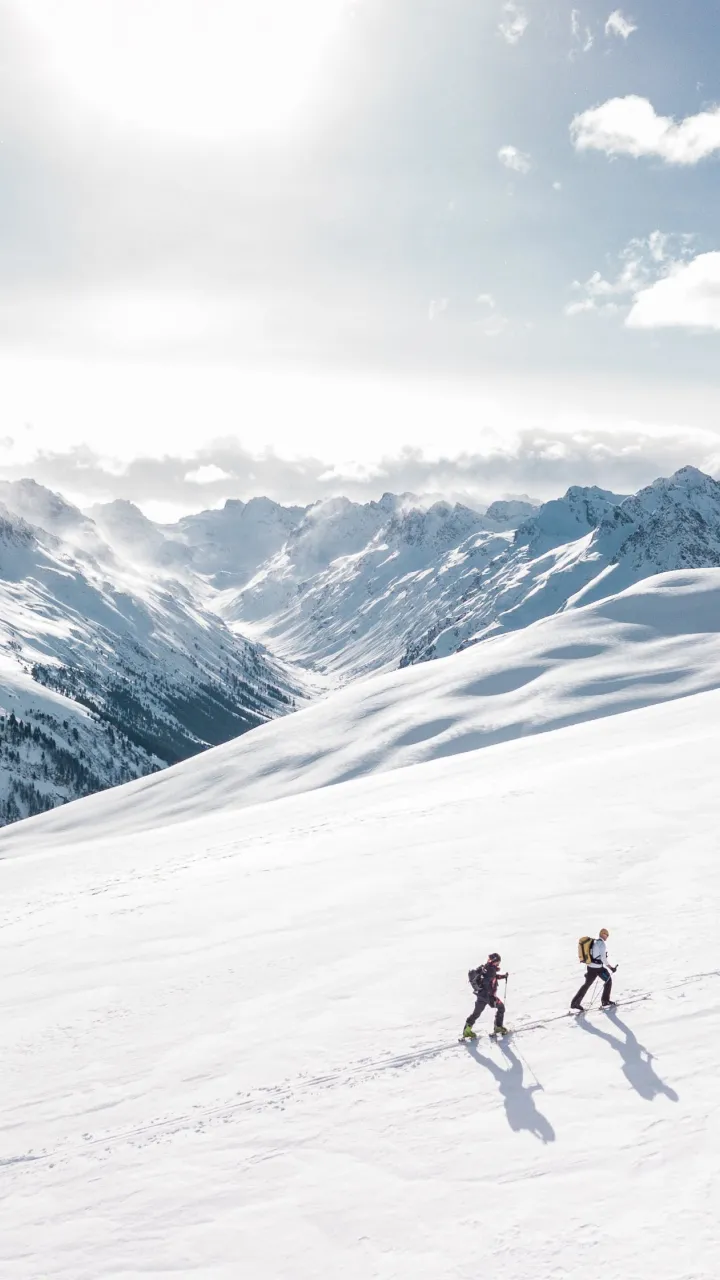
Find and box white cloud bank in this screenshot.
[628,253,720,331]
[4,429,720,515]
[498,145,531,174]
[605,10,637,39]
[572,96,720,164]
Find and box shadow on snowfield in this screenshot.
[465,1041,556,1143]
[576,1010,679,1102]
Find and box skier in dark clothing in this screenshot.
[462,952,509,1039]
[570,928,617,1011]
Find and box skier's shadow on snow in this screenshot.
[576,1010,679,1103]
[465,1041,556,1143]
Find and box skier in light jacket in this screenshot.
[570,928,617,1011]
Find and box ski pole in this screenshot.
[513,1041,543,1091]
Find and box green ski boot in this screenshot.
[491,1025,509,1038]
[462,1023,477,1040]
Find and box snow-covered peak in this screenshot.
[516,484,626,550]
[386,500,484,548]
[171,496,306,586]
[658,463,717,493]
[284,497,388,569]
[176,494,304,534]
[88,499,188,570]
[482,497,538,530]
[0,478,92,538]
[618,466,720,524]
[574,466,720,590]
[89,498,150,526]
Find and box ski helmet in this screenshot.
[488,952,501,965]
[599,928,609,939]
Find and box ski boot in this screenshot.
[461,1024,477,1040]
[491,1025,509,1038]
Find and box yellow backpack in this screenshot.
[578,936,595,964]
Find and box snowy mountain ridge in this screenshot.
[2,465,720,826]
[218,465,720,677]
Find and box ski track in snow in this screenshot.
[3,669,720,1276]
[3,972,715,1172]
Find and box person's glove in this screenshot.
[610,965,618,972]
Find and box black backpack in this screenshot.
[468,965,487,994]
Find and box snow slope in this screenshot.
[10,566,719,844]
[1,676,719,1278]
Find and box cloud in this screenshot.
[428,297,449,322]
[184,464,233,484]
[498,145,531,174]
[566,231,696,318]
[627,252,720,330]
[498,3,529,45]
[605,10,637,39]
[565,299,599,317]
[570,9,594,55]
[571,95,720,164]
[3,430,720,518]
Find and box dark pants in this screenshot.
[571,967,612,1009]
[466,993,506,1031]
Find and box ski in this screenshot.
[458,993,650,1046]
[458,1029,513,1044]
[507,993,651,1037]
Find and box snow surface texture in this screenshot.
[7,566,719,845]
[1,675,718,1277]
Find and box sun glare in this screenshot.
[19,0,349,139]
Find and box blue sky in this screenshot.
[1,0,720,516]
